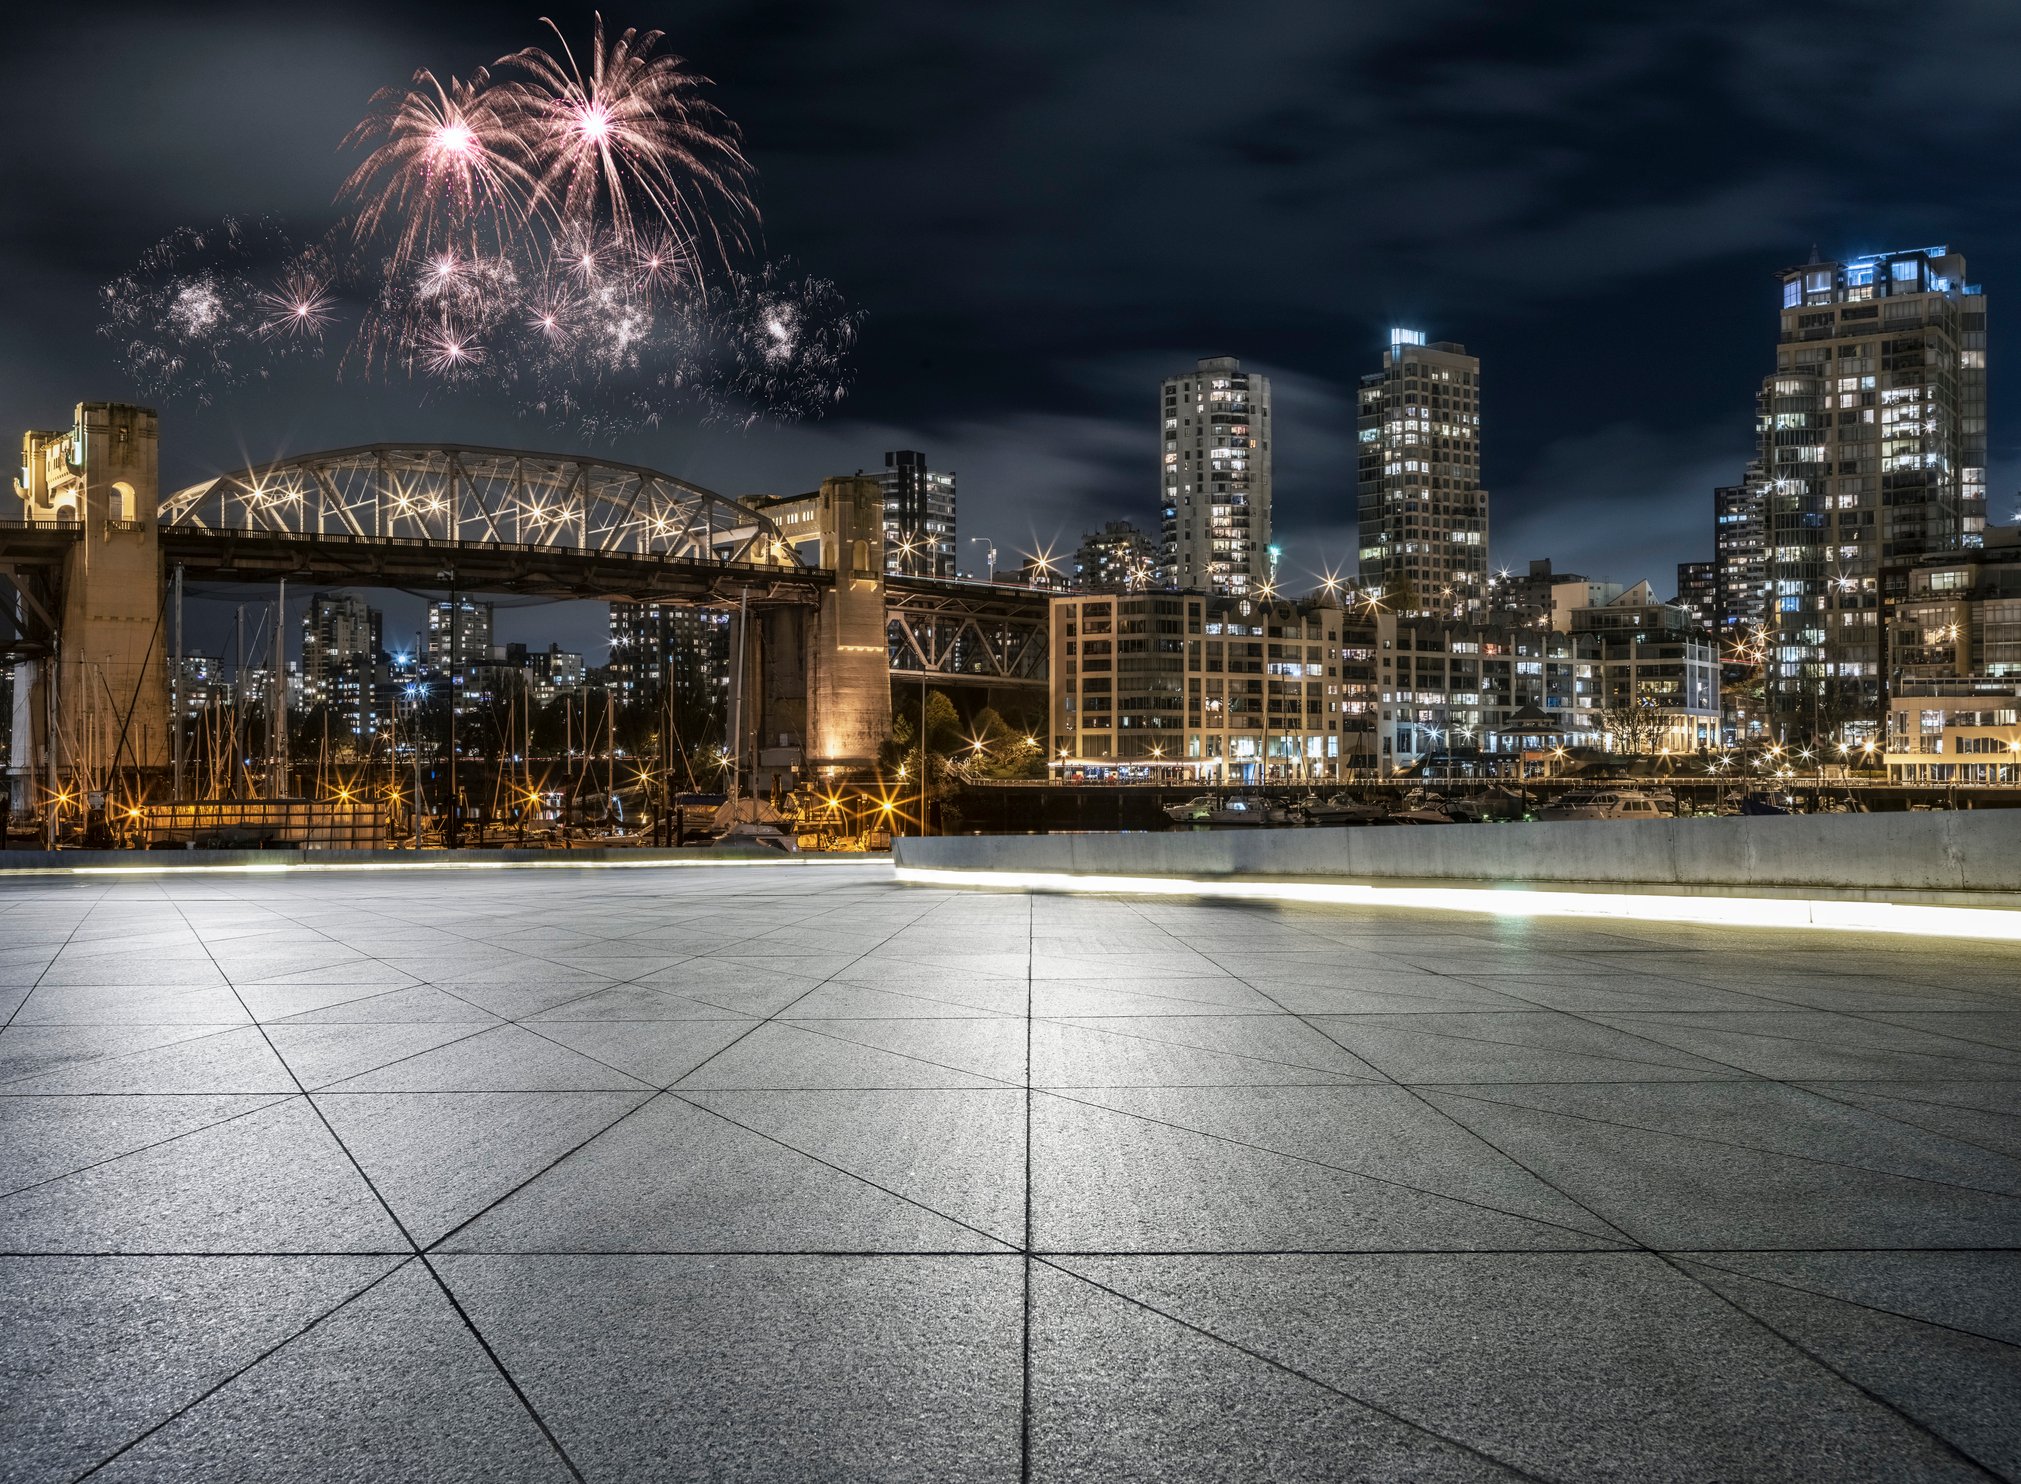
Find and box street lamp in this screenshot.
[968,537,998,583]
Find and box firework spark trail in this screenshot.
[99,13,852,434]
[339,67,534,261]
[99,218,321,404]
[255,251,338,340]
[495,14,755,267]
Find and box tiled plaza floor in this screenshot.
[1,860,2018,1482]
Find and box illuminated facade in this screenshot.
[876,450,956,578]
[1072,520,1158,593]
[301,592,385,743]
[424,598,493,674]
[1673,561,1718,634]
[1714,464,1770,636]
[608,602,730,711]
[1761,246,1987,738]
[1356,330,1488,617]
[1159,356,1271,595]
[1050,592,1374,781]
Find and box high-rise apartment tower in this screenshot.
[1759,245,1986,737]
[1356,330,1488,616]
[876,450,956,578]
[1160,356,1271,594]
[1714,463,1771,637]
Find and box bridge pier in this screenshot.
[10,404,169,817]
[801,475,892,776]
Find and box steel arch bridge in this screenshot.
[158,443,794,568]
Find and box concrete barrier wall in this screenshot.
[896,813,2021,898]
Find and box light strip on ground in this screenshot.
[893,865,2021,942]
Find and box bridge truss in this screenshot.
[159,444,795,569]
[885,580,1048,689]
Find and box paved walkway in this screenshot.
[0,862,2016,1482]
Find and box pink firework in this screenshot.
[340,67,532,258]
[417,322,484,377]
[255,262,337,340]
[496,15,756,262]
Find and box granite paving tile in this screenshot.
[0,1254,400,1484]
[436,1253,1022,1482]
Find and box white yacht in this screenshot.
[1298,794,1389,826]
[1164,794,1289,827]
[1536,789,1667,822]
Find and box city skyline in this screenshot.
[8,3,2021,666]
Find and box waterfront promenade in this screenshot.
[1,860,2016,1481]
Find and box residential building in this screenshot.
[1049,592,1373,782]
[1073,521,1158,593]
[1714,464,1770,636]
[1674,561,1718,633]
[876,450,957,578]
[1760,245,1987,738]
[1016,554,1068,590]
[1356,329,1488,616]
[1159,356,1272,594]
[1379,622,1601,773]
[499,643,588,706]
[1486,559,1574,630]
[1884,680,2021,782]
[424,598,494,676]
[1568,585,1722,752]
[608,602,732,719]
[300,592,384,745]
[169,654,233,718]
[1887,526,2021,685]
[1880,529,2021,779]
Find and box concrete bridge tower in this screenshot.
[10,402,170,812]
[806,474,892,773]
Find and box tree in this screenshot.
[1597,695,1663,756]
[959,706,1045,780]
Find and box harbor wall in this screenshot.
[895,812,2021,905]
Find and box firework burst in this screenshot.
[100,14,852,436]
[339,67,532,259]
[255,252,338,340]
[497,15,755,264]
[100,218,302,404]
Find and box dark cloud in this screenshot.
[5,0,2018,659]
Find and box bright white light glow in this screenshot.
[892,867,2021,943]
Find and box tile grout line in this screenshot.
[152,885,593,1484]
[1112,897,1650,1253]
[71,1258,419,1481]
[1127,896,2021,1472]
[1645,1251,2011,1481]
[418,887,964,1254]
[1667,1252,2021,1354]
[1021,888,1035,1484]
[1418,1083,2021,1204]
[1036,1257,1556,1483]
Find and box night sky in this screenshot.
[6,1,2019,659]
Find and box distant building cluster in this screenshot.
[174,592,589,759]
[1034,244,2018,781]
[146,242,2020,789]
[1050,579,1718,783]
